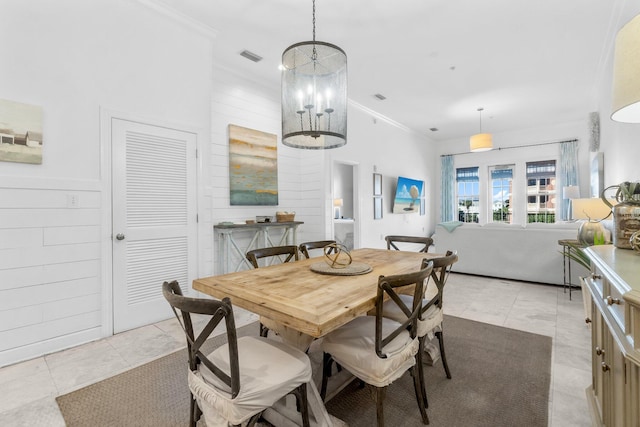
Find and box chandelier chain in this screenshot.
[312,0,316,42]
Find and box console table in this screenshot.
[214,221,303,274]
[583,245,640,426]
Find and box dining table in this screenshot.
[192,247,441,427]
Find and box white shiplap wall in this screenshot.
[0,177,102,367]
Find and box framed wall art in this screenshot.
[228,124,278,206]
[373,173,382,196]
[374,197,383,220]
[0,98,43,164]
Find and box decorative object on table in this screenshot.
[256,215,273,223]
[392,176,424,214]
[0,98,43,164]
[571,198,613,245]
[469,107,493,152]
[309,243,372,275]
[602,182,640,249]
[333,198,343,219]
[228,124,278,206]
[611,13,640,123]
[630,230,640,253]
[276,211,295,222]
[281,0,347,149]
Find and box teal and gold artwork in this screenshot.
[228,124,278,206]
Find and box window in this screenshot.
[489,165,514,223]
[526,160,556,223]
[456,167,479,222]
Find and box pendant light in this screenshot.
[281,0,347,149]
[470,107,493,152]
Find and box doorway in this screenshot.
[110,118,197,333]
[333,161,359,250]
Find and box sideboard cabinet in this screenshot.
[583,245,640,427]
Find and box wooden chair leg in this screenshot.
[435,329,451,379]
[189,394,197,427]
[417,336,429,408]
[376,386,386,427]
[297,383,311,427]
[320,352,332,401]
[411,363,430,425]
[259,323,269,338]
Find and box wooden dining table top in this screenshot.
[193,248,439,339]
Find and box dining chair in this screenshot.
[298,240,337,259]
[246,245,299,337]
[385,235,434,253]
[382,250,458,408]
[319,261,434,427]
[162,280,312,427]
[246,245,299,268]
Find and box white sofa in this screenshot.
[432,222,587,285]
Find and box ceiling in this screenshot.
[150,0,621,141]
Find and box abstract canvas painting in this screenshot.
[228,124,278,206]
[0,98,43,164]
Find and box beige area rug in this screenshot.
[56,316,551,427]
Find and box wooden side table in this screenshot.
[557,239,586,300]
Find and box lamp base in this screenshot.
[578,220,607,245]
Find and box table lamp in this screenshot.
[571,198,614,245]
[333,198,343,219]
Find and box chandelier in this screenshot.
[281,0,347,149]
[469,107,493,152]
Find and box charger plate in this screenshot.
[310,262,372,276]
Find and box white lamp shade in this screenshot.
[611,14,640,123]
[562,185,580,200]
[469,133,493,152]
[333,198,343,207]
[571,198,616,220]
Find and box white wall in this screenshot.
[0,0,213,367]
[595,2,640,187]
[206,67,434,273]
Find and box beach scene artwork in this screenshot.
[392,176,424,214]
[229,124,278,206]
[0,98,43,164]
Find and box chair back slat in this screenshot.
[423,251,458,312]
[385,235,434,253]
[299,240,337,259]
[246,245,299,268]
[374,260,433,358]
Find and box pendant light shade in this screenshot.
[281,0,347,149]
[470,133,493,152]
[469,108,493,152]
[611,13,640,123]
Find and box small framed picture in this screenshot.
[373,173,382,196]
[374,197,383,220]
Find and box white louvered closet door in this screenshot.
[112,118,197,333]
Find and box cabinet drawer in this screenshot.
[602,274,626,332]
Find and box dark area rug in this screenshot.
[56,316,551,427]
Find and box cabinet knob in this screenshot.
[585,318,592,324]
[601,362,610,372]
[115,233,125,241]
[591,273,602,280]
[595,347,605,356]
[606,296,621,305]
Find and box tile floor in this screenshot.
[0,273,592,426]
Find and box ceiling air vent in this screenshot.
[430,128,439,132]
[240,50,263,63]
[373,93,386,101]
